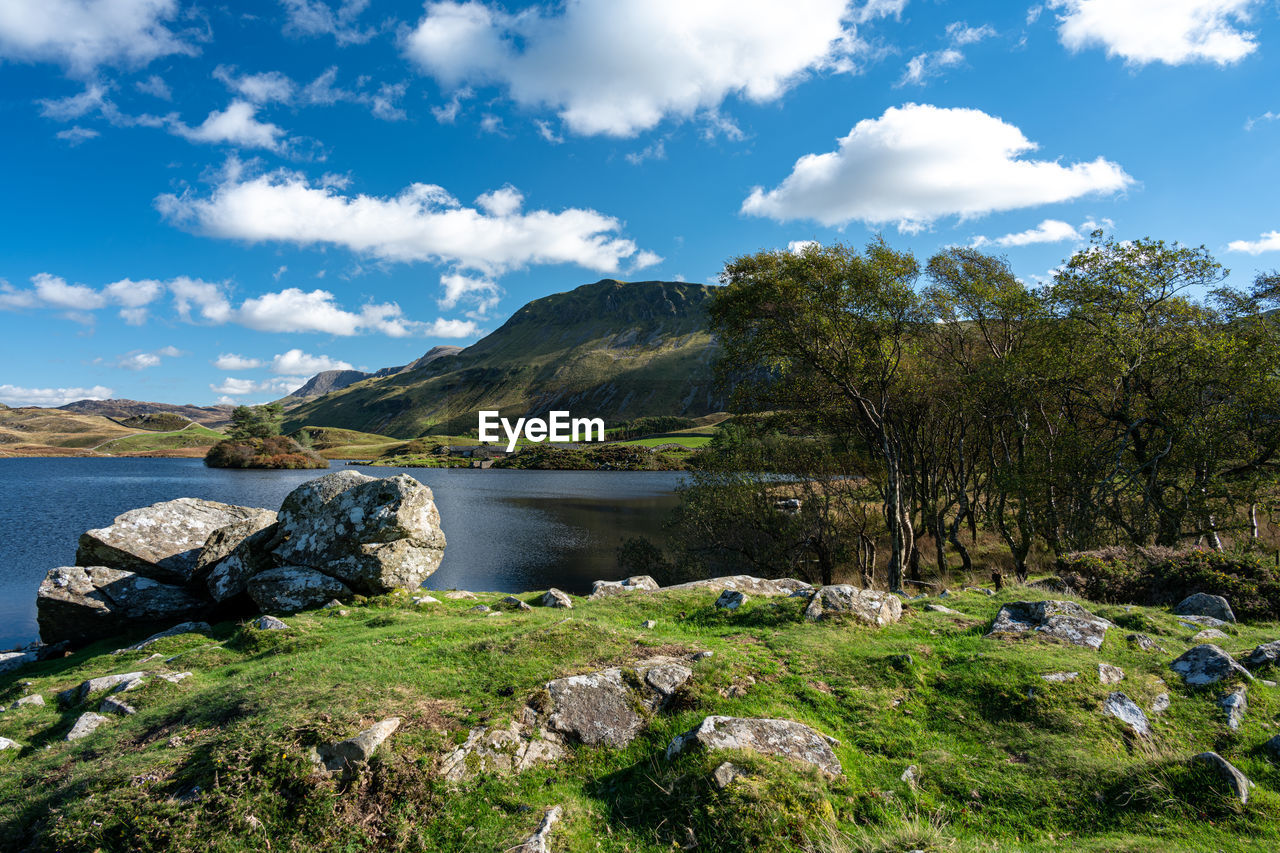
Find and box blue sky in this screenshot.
[2,0,1279,407]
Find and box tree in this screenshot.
[227,403,285,440]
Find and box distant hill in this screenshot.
[283,279,724,438]
[281,346,466,403]
[60,399,235,427]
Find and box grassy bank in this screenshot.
[2,583,1278,852]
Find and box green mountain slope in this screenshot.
[284,279,725,437]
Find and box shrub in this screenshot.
[205,436,329,469]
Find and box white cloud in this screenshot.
[155,345,183,357]
[155,166,654,277]
[0,383,114,407]
[210,375,309,397]
[1227,231,1280,254]
[280,0,376,46]
[403,0,868,137]
[270,348,354,375]
[439,273,499,311]
[1048,0,1260,66]
[135,73,171,99]
[212,65,408,122]
[971,218,1084,248]
[171,100,289,152]
[424,318,481,338]
[235,288,430,337]
[213,353,265,370]
[626,140,667,166]
[741,103,1133,232]
[788,240,820,254]
[0,0,196,76]
[32,272,107,309]
[112,344,181,370]
[213,66,296,104]
[170,276,233,324]
[56,126,99,145]
[899,21,995,86]
[1245,110,1279,131]
[853,0,908,23]
[0,272,167,323]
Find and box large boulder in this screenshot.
[588,575,660,600]
[76,499,273,584]
[1192,752,1252,804]
[1170,644,1253,687]
[38,566,209,646]
[662,575,812,597]
[272,472,446,594]
[1173,593,1236,624]
[531,657,693,748]
[666,716,843,777]
[204,523,279,603]
[803,585,902,627]
[985,600,1110,650]
[246,566,351,613]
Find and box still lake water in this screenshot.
[0,458,685,649]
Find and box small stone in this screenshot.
[1193,629,1231,642]
[114,621,212,654]
[1219,686,1247,730]
[986,600,1109,650]
[540,588,573,609]
[58,672,147,706]
[252,615,288,631]
[1243,640,1280,670]
[66,711,108,741]
[412,595,440,605]
[1151,693,1171,713]
[469,604,492,613]
[312,718,400,774]
[10,694,45,710]
[1192,752,1252,803]
[1177,615,1228,629]
[715,589,748,611]
[517,805,562,853]
[323,599,344,609]
[587,575,660,599]
[498,595,533,612]
[153,671,193,684]
[900,764,919,788]
[1098,663,1125,684]
[666,716,842,777]
[337,609,350,616]
[889,653,914,670]
[925,604,966,615]
[692,651,714,661]
[1127,633,1167,653]
[804,585,903,626]
[1263,680,1277,688]
[1264,734,1280,760]
[444,590,477,600]
[0,737,21,750]
[1041,672,1079,683]
[99,695,136,716]
[641,620,657,629]
[713,762,744,789]
[1103,692,1150,737]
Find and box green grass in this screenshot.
[96,424,224,453]
[2,586,1279,852]
[618,433,714,448]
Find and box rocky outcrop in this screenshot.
[1243,640,1280,670]
[588,575,659,599]
[193,511,278,576]
[1174,593,1235,624]
[1219,686,1247,729]
[0,650,37,675]
[312,718,400,775]
[517,806,562,853]
[541,588,573,609]
[1103,692,1149,737]
[115,621,211,654]
[666,716,843,777]
[533,658,694,748]
[204,523,278,603]
[273,472,446,594]
[76,499,272,585]
[247,567,352,614]
[1192,752,1252,804]
[985,600,1110,650]
[803,585,902,627]
[252,615,288,631]
[1169,644,1253,687]
[1098,663,1124,684]
[438,720,567,781]
[715,589,748,611]
[66,712,108,741]
[38,566,209,646]
[661,576,812,597]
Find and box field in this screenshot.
[3,583,1278,852]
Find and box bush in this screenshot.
[205,436,329,469]
[1057,547,1280,621]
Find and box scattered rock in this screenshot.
[1174,593,1236,624]
[963,586,997,596]
[10,694,44,710]
[804,585,903,627]
[1152,693,1171,713]
[1193,628,1231,642]
[587,575,659,599]
[900,764,919,788]
[322,599,344,609]
[715,589,748,611]
[0,650,37,675]
[66,711,108,741]
[498,595,533,612]
[532,658,693,748]
[666,716,842,777]
[1192,752,1252,803]
[438,720,567,781]
[516,805,562,853]
[468,604,492,614]
[37,565,209,646]
[58,671,147,706]
[412,595,440,605]
[1169,644,1253,687]
[246,566,352,614]
[444,590,477,600]
[1103,692,1150,737]
[692,651,714,661]
[985,600,1110,650]
[99,695,136,716]
[661,575,812,597]
[115,621,212,654]
[77,499,271,585]
[1041,672,1079,683]
[273,472,446,594]
[713,761,744,789]
[153,671,193,684]
[1127,633,1167,652]
[540,588,573,609]
[0,736,20,750]
[1243,640,1280,671]
[1098,663,1125,684]
[1219,686,1248,730]
[1177,615,1228,629]
[889,654,914,670]
[641,619,657,629]
[252,615,288,631]
[312,718,400,775]
[925,604,966,615]
[1264,734,1280,760]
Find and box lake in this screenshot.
[0,458,685,650]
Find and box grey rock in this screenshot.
[1193,628,1231,642]
[273,472,446,595]
[1177,615,1228,629]
[115,621,211,654]
[540,588,573,609]
[1041,672,1079,683]
[1152,693,1171,713]
[438,720,567,781]
[533,658,693,748]
[516,805,562,853]
[247,566,352,614]
[1244,640,1280,670]
[641,619,657,629]
[0,737,19,750]
[58,671,147,706]
[1127,633,1167,652]
[1174,593,1236,624]
[1219,686,1248,730]
[0,650,37,675]
[715,589,748,611]
[38,565,209,646]
[986,600,1110,650]
[66,711,108,741]
[313,718,400,774]
[1192,752,1252,803]
[666,716,842,777]
[194,511,278,577]
[1103,692,1150,737]
[498,595,533,612]
[252,615,288,631]
[468,604,492,613]
[204,522,278,603]
[1098,663,1125,684]
[1170,644,1253,687]
[99,695,136,716]
[900,764,919,788]
[152,671,193,684]
[444,590,477,600]
[692,651,714,661]
[804,585,903,627]
[10,694,44,710]
[588,575,659,599]
[412,595,440,605]
[661,575,812,597]
[964,586,998,596]
[1264,734,1280,760]
[713,762,744,789]
[925,604,966,615]
[77,498,270,584]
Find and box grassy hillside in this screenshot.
[0,407,137,451]
[95,424,224,453]
[283,280,725,438]
[3,584,1277,852]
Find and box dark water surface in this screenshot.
[0,458,684,649]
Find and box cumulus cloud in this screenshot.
[234,288,424,337]
[1227,231,1280,254]
[971,219,1085,248]
[899,22,995,86]
[788,240,821,254]
[0,0,197,76]
[270,348,353,375]
[0,272,168,323]
[741,103,1133,233]
[1048,0,1261,66]
[213,353,264,370]
[280,0,377,46]
[213,65,407,122]
[135,73,171,99]
[155,167,655,277]
[403,0,868,137]
[423,318,481,338]
[170,100,289,152]
[170,276,233,324]
[439,273,499,312]
[210,376,309,397]
[0,383,114,407]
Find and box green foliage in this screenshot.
[227,404,284,440]
[493,444,686,470]
[204,435,329,469]
[610,416,697,440]
[118,412,194,431]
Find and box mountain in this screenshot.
[283,279,724,437]
[281,346,465,403]
[59,399,235,427]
